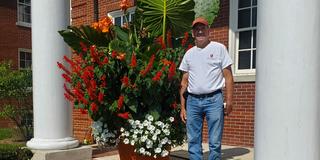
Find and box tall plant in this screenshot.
[137,0,194,41]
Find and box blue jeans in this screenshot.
[186,92,224,160]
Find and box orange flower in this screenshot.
[116,53,126,61]
[161,59,171,66]
[91,17,113,33]
[120,0,130,12]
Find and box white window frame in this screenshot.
[16,0,31,28]
[229,0,256,82]
[18,48,32,70]
[107,7,136,26]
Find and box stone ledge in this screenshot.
[31,145,92,160]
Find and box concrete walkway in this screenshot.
[93,143,254,160]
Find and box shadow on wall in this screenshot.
[170,147,250,160]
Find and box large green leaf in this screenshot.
[58,25,112,52]
[137,0,195,38]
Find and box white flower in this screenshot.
[161,150,169,157]
[163,129,170,136]
[124,131,130,137]
[161,137,168,144]
[132,134,137,139]
[145,130,149,135]
[155,129,161,135]
[135,120,141,125]
[139,147,145,154]
[141,136,147,142]
[155,147,161,153]
[146,139,153,149]
[129,119,134,125]
[138,124,144,129]
[130,140,135,146]
[169,117,174,122]
[120,127,124,132]
[123,138,129,144]
[152,135,157,141]
[147,115,154,121]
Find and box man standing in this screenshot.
[179,17,234,160]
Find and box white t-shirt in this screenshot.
[179,41,232,94]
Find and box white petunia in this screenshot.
[154,147,161,153]
[152,135,157,141]
[139,147,145,154]
[123,138,129,144]
[161,150,169,157]
[147,115,154,121]
[120,127,124,132]
[169,117,174,122]
[130,139,135,145]
[155,129,161,135]
[141,136,147,142]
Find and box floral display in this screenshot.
[56,0,201,158]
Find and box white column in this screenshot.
[27,0,79,150]
[255,0,320,160]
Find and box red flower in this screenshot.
[117,95,124,110]
[181,32,189,47]
[62,73,72,83]
[57,62,71,75]
[90,79,97,90]
[79,42,88,52]
[64,93,74,102]
[90,103,98,113]
[140,54,155,76]
[117,112,130,119]
[156,36,166,49]
[98,92,104,102]
[129,53,137,68]
[121,76,130,87]
[111,51,118,58]
[186,44,193,51]
[171,102,177,109]
[168,62,176,80]
[152,71,162,81]
[102,57,109,64]
[80,108,88,114]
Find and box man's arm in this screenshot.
[180,72,188,123]
[222,65,234,116]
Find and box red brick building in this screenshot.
[0,0,256,147]
[0,0,31,127]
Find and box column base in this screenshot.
[31,145,92,160]
[27,137,79,150]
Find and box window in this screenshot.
[108,7,136,26]
[17,0,31,27]
[229,0,257,80]
[18,49,32,69]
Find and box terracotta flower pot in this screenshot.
[118,142,170,160]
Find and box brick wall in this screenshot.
[0,0,32,128]
[0,0,31,69]
[71,0,255,147]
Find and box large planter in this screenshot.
[118,142,170,160]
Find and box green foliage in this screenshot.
[0,128,13,140]
[0,61,33,141]
[137,0,195,39]
[0,144,32,160]
[194,0,220,26]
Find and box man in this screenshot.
[179,17,234,160]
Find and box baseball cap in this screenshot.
[192,17,209,28]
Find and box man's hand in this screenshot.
[224,102,233,116]
[180,107,187,123]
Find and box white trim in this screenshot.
[18,48,32,70]
[17,0,31,27]
[228,0,256,81]
[107,7,136,25]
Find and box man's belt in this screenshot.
[187,89,222,98]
